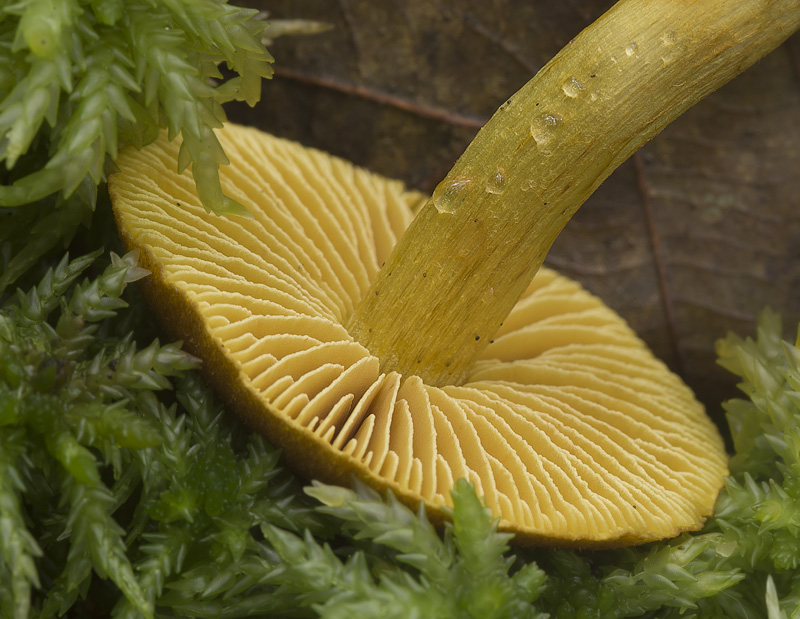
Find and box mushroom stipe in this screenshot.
[110,123,728,547]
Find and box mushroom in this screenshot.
[109,0,798,546]
[109,123,725,547]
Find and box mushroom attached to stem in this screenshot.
[110,0,798,546]
[110,125,727,546]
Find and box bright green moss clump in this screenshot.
[0,250,330,617]
[0,0,273,295]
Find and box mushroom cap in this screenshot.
[109,123,728,547]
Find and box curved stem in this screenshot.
[347,0,800,387]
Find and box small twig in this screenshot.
[273,67,486,129]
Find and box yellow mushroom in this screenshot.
[109,0,799,546]
[110,123,726,547]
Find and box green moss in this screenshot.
[0,0,273,295]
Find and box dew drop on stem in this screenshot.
[530,113,563,150]
[485,167,507,194]
[561,77,584,98]
[432,177,474,214]
[660,31,681,65]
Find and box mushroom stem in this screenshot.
[346,0,800,387]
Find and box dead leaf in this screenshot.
[229,0,800,427]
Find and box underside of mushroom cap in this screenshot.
[109,122,728,547]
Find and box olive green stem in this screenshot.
[346,0,800,387]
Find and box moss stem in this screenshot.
[346,0,800,387]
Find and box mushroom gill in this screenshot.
[110,122,728,547]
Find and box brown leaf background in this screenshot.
[228,0,800,431]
